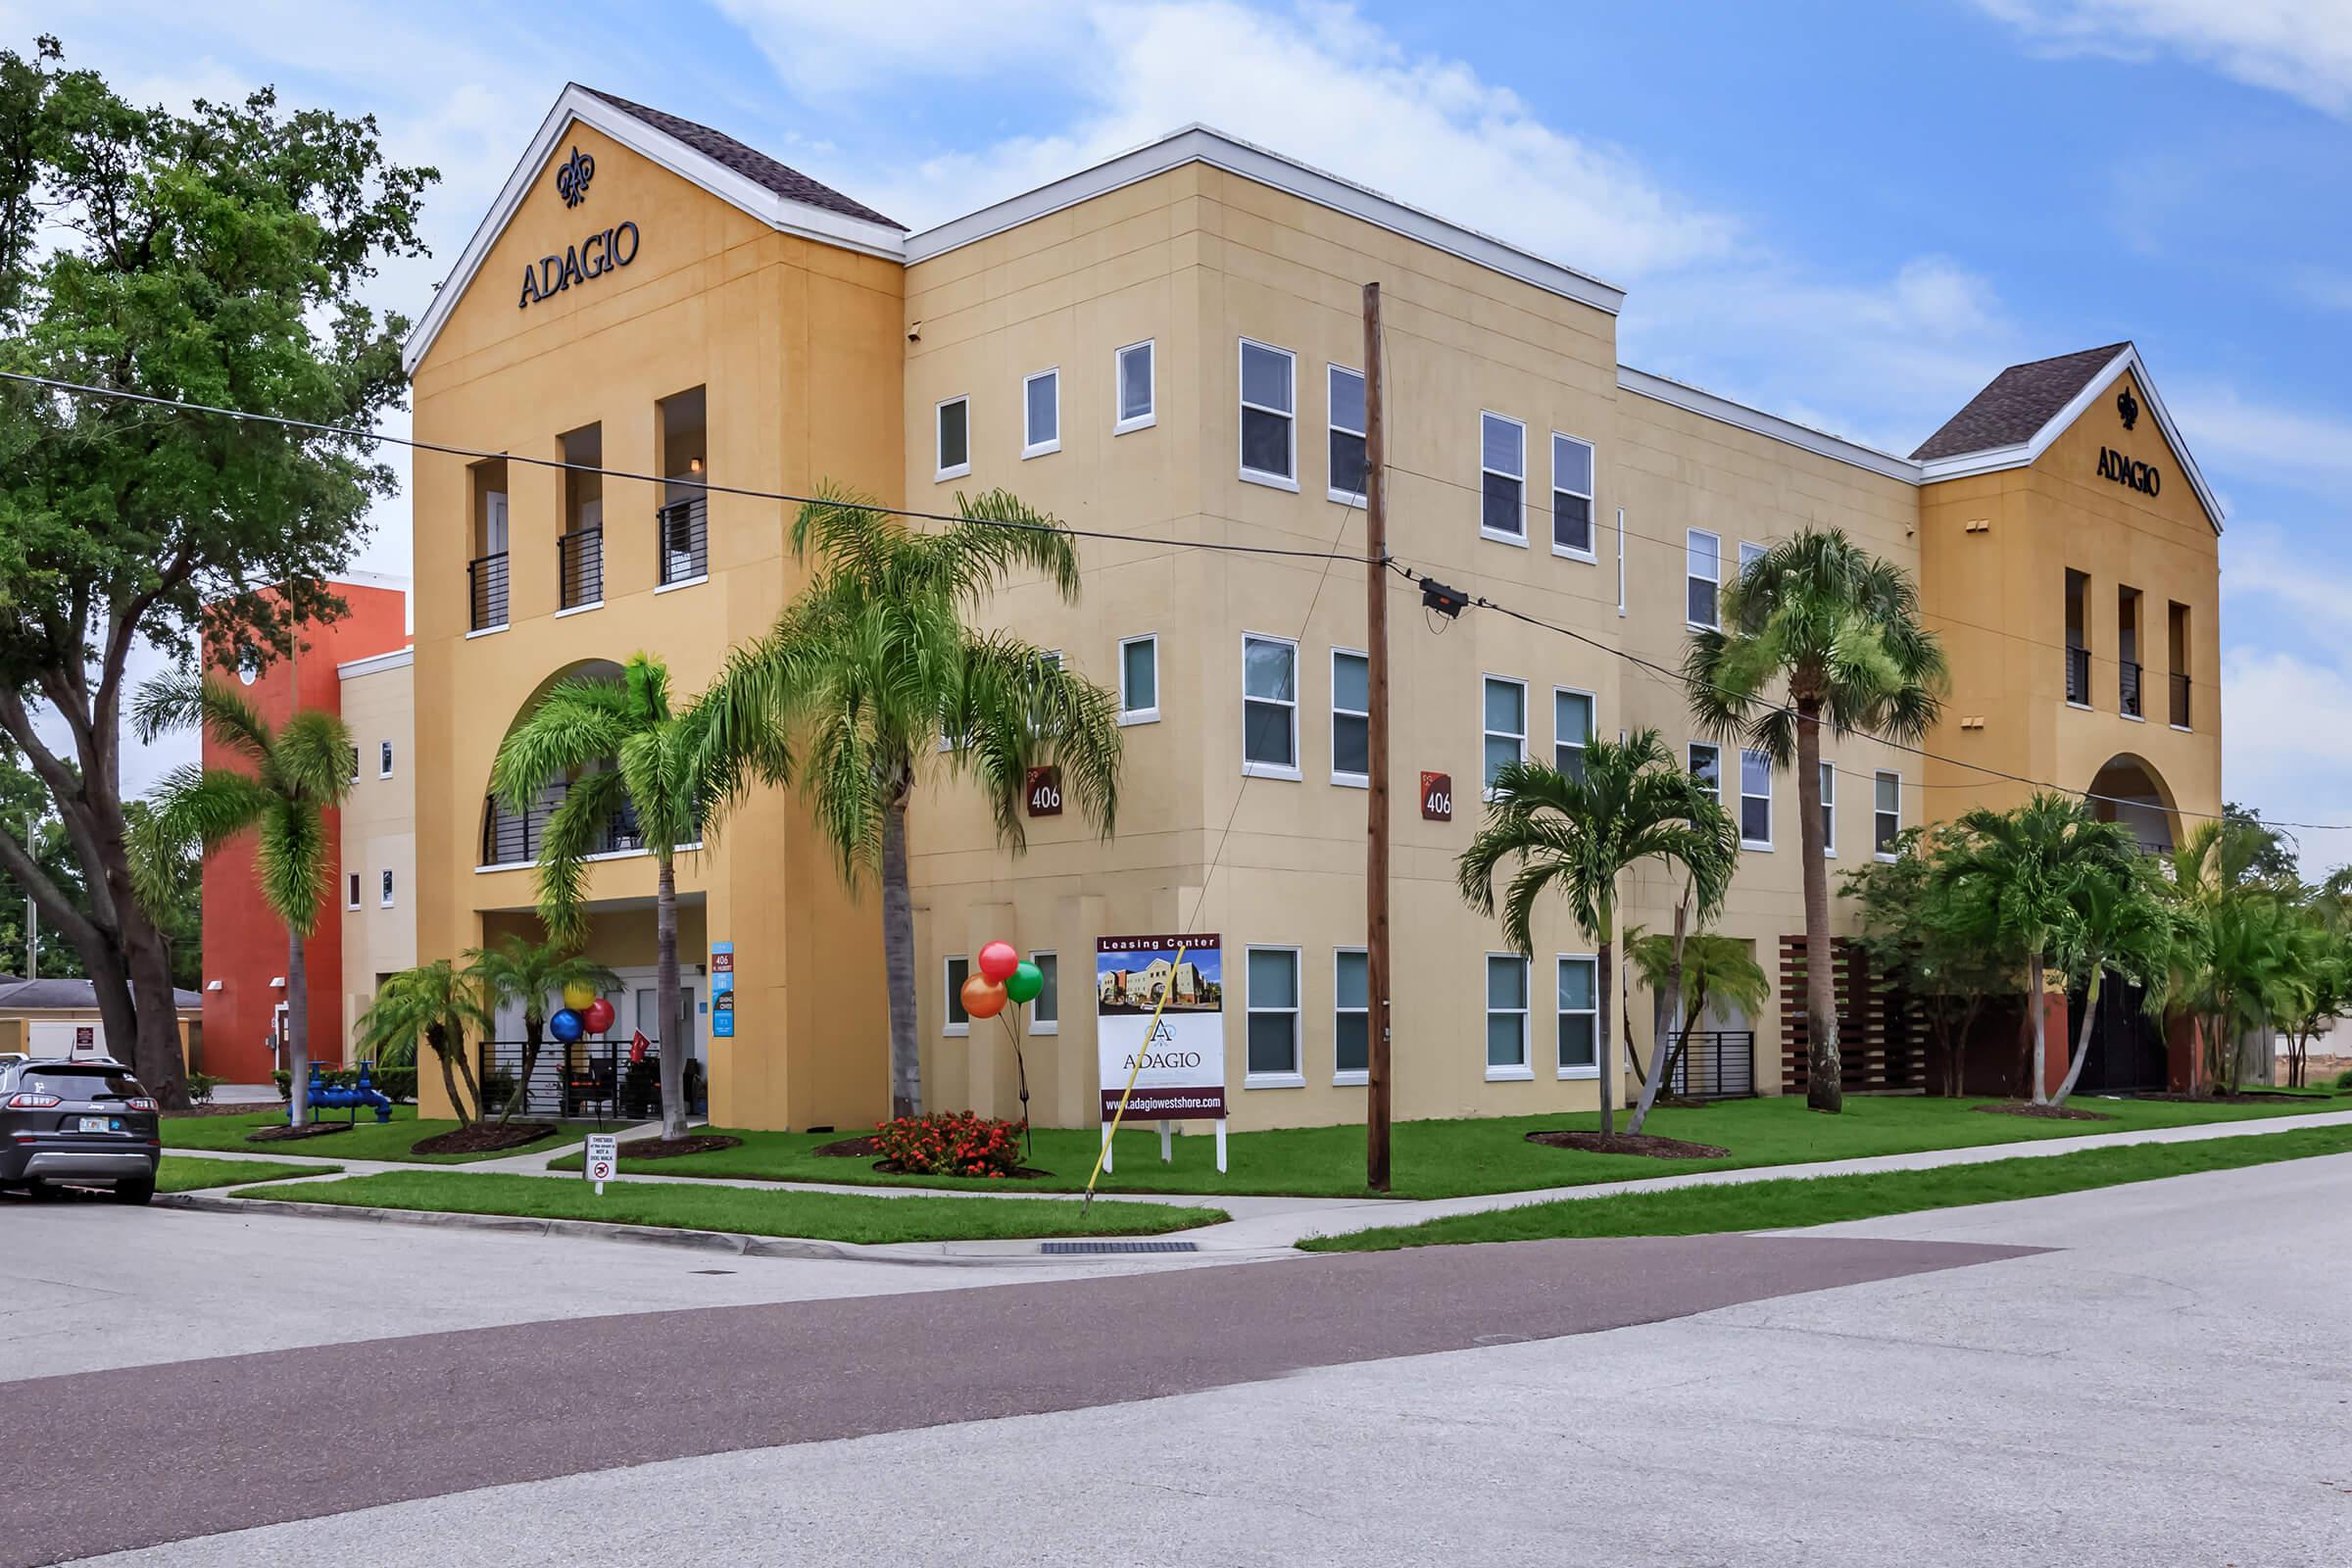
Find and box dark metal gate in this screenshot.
[2071,979,2169,1095]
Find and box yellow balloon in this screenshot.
[563,980,599,1011]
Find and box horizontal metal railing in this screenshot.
[2170,671,2191,729]
[481,777,645,866]
[468,552,510,631]
[2120,659,2143,718]
[1665,1029,1756,1101]
[475,1038,705,1120]
[2064,644,2090,706]
[559,526,603,610]
[657,497,708,586]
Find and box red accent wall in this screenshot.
[198,585,407,1084]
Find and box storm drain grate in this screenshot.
[1039,1240,1201,1255]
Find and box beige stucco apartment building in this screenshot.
[398,87,2223,1133]
[337,644,416,1054]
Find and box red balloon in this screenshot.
[582,998,616,1035]
[960,974,1009,1020]
[977,940,1020,984]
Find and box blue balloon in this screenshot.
[549,1007,585,1043]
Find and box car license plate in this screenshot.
[77,1116,114,1133]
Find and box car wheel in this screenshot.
[112,1177,155,1206]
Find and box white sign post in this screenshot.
[1096,933,1228,1174]
[583,1132,618,1195]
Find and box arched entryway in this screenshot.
[2087,752,2180,855]
[2074,752,2183,1092]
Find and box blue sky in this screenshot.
[17,0,2352,864]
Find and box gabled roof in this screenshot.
[0,977,202,1013]
[577,89,902,230]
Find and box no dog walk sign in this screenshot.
[585,1133,618,1194]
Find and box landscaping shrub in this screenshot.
[872,1111,1028,1179]
[478,1070,517,1113]
[374,1066,417,1103]
[271,1069,292,1102]
[2335,1067,2352,1093]
[185,1071,221,1105]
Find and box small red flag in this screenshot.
[629,1030,650,1063]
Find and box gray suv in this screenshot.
[0,1057,162,1203]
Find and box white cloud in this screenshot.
[1974,0,2352,118]
[2219,644,2352,872]
[2169,383,2352,495]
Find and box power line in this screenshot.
[0,369,1377,567]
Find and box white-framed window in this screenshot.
[1332,648,1370,786]
[378,740,394,779]
[1688,529,1721,629]
[1114,340,1154,434]
[1483,675,1527,795]
[1328,365,1367,503]
[1690,741,1722,805]
[1022,368,1060,458]
[1480,412,1527,544]
[1875,770,1902,859]
[1119,634,1158,724]
[1239,339,1298,489]
[935,396,970,480]
[944,956,971,1036]
[1554,687,1594,780]
[1556,955,1598,1076]
[379,869,395,908]
[1551,433,1595,559]
[1335,947,1369,1085]
[346,872,361,911]
[1820,762,1837,856]
[1486,953,1531,1080]
[1740,540,1767,575]
[347,745,360,784]
[1246,946,1303,1087]
[1029,952,1058,1034]
[1740,749,1773,850]
[1242,633,1300,778]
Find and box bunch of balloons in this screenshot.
[549,978,617,1044]
[960,939,1044,1021]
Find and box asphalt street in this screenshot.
[6,1153,2348,1566]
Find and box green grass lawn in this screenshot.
[157,1155,340,1192]
[230,1170,1224,1245]
[542,1091,2349,1200]
[162,1104,576,1165]
[1299,1120,2352,1250]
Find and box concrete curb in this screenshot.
[150,1192,1257,1269]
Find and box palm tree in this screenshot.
[1685,527,1947,1112]
[2165,817,2301,1094]
[1624,926,1770,1134]
[1457,731,1739,1136]
[357,959,492,1125]
[465,936,621,1125]
[1934,794,2141,1105]
[2048,852,2173,1106]
[133,673,352,1129]
[492,654,745,1142]
[695,488,1122,1119]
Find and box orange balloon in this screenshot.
[961,973,1009,1020]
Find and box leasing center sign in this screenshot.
[1097,934,1227,1121]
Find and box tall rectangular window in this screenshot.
[1332,649,1370,785]
[1335,948,1369,1082]
[1690,742,1722,805]
[1483,676,1527,794]
[1740,749,1773,849]
[379,869,395,908]
[1688,529,1721,628]
[1875,770,1901,858]
[1246,947,1301,1084]
[1119,634,1158,723]
[1486,954,1530,1078]
[347,872,361,910]
[1819,761,1836,857]
[1554,688,1593,780]
[936,396,970,480]
[348,745,360,784]
[1243,634,1299,777]
[1239,339,1297,487]
[1023,368,1060,458]
[379,740,394,778]
[944,956,971,1034]
[1740,540,1767,574]
[1328,365,1367,502]
[1029,952,1058,1033]
[1480,412,1526,542]
[1557,955,1597,1075]
[1551,433,1595,558]
[1115,341,1154,433]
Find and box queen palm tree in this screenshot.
[492,654,758,1142]
[1457,730,1739,1136]
[694,488,1122,1119]
[1685,527,1947,1112]
[133,673,352,1129]
[356,959,492,1125]
[465,936,621,1125]
[1624,925,1770,1135]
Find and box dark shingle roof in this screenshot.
[1911,343,2132,462]
[579,87,902,231]
[0,978,201,1011]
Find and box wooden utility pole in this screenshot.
[1363,281,1393,1192]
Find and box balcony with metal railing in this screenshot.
[658,497,708,587]
[480,778,645,867]
[469,552,510,632]
[2120,659,2143,719]
[559,527,603,611]
[2171,670,2192,729]
[2064,644,2091,706]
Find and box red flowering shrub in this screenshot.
[872,1111,1027,1178]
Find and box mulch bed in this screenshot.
[170,1102,288,1119]
[1973,1101,2112,1121]
[1525,1129,1730,1159]
[612,1134,744,1160]
[868,1159,1053,1180]
[408,1122,559,1156]
[812,1136,881,1158]
[244,1123,355,1144]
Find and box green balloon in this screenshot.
[1004,960,1045,1004]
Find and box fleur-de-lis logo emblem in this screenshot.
[2116,387,2138,431]
[555,145,595,209]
